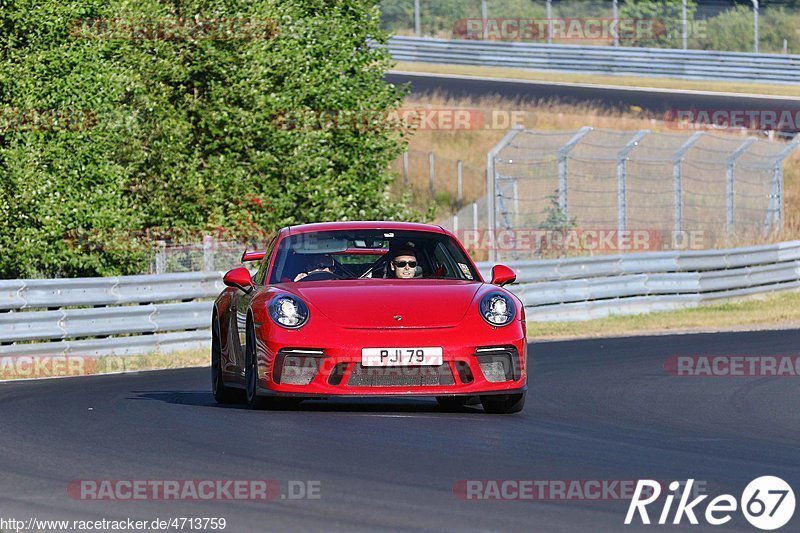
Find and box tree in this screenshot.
[0,0,413,278]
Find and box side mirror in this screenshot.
[223,267,254,292]
[490,264,516,287]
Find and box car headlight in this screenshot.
[268,295,309,328]
[479,292,516,326]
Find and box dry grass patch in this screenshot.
[528,289,800,341]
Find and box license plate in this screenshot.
[361,347,443,367]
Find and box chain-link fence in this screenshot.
[389,149,485,212]
[439,127,800,262]
[148,238,255,274]
[380,0,800,54]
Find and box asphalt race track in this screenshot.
[387,71,800,131]
[1,329,798,532]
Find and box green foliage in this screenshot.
[0,0,414,278]
[694,5,800,54]
[619,0,696,48]
[538,193,576,233]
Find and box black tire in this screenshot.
[435,396,470,410]
[480,393,526,414]
[211,316,238,404]
[244,321,268,410]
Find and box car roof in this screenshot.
[285,221,449,236]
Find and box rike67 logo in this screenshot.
[625,477,795,530]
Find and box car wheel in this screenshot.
[211,316,238,404]
[480,393,526,414]
[245,321,267,410]
[435,396,470,410]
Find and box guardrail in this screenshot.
[482,241,800,321]
[2,241,800,357]
[384,36,800,84]
[0,272,224,357]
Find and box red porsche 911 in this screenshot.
[212,221,527,414]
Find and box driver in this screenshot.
[293,254,336,282]
[389,249,418,279]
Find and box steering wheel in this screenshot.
[297,270,341,282]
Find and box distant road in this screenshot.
[387,71,800,132]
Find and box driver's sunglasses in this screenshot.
[393,260,417,268]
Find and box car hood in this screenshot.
[284,280,484,329]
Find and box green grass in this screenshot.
[528,289,800,340]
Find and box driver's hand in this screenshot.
[293,272,308,282]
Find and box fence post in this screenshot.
[752,0,759,54]
[546,0,552,44]
[428,152,435,197]
[616,130,649,235]
[403,151,409,187]
[414,0,420,37]
[481,0,488,39]
[558,126,592,217]
[487,127,524,263]
[612,0,619,47]
[203,235,214,272]
[155,241,166,274]
[673,132,704,236]
[457,159,463,209]
[726,137,756,234]
[765,136,800,235]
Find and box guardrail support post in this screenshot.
[558,126,592,217]
[726,137,757,234]
[487,126,524,263]
[765,136,800,235]
[616,130,649,235]
[673,132,704,236]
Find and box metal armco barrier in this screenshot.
[384,37,800,84]
[478,241,800,321]
[0,272,224,357]
[2,240,800,357]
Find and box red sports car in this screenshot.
[212,221,527,414]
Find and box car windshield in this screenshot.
[269,230,480,283]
